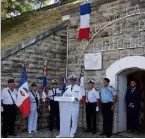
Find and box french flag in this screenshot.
[16,65,30,118]
[42,65,48,103]
[78,2,91,41]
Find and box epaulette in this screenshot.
[95,88,99,91]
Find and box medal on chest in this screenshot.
[105,89,110,94]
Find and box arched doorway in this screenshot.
[106,56,145,133]
[127,70,145,132]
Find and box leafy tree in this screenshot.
[1,0,35,19]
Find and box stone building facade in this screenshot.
[1,0,145,133]
[61,0,145,133]
[1,21,69,130]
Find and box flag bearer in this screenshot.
[28,83,40,133]
[100,78,117,137]
[48,79,62,131]
[1,79,17,138]
[63,75,82,138]
[84,79,100,134]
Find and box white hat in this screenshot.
[68,75,77,80]
[51,79,58,84]
[88,79,95,84]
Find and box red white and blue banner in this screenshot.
[78,2,91,41]
[42,65,48,103]
[16,65,30,118]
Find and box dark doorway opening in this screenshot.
[127,70,145,132]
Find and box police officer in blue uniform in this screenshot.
[100,78,117,137]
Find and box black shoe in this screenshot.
[84,129,91,133]
[9,133,17,136]
[100,132,105,136]
[92,131,96,134]
[105,135,111,138]
[2,134,8,138]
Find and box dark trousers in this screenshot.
[49,100,60,130]
[86,102,97,132]
[102,102,113,136]
[2,104,16,137]
[127,107,139,131]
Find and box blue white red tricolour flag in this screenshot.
[63,76,67,84]
[42,65,48,102]
[16,65,30,118]
[78,2,91,41]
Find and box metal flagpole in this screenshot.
[18,113,22,137]
[80,65,85,131]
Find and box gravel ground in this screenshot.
[8,128,145,138]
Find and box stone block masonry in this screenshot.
[62,0,145,133]
[1,0,145,134]
[1,21,69,130]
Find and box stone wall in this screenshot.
[62,0,145,132]
[1,21,68,130]
[1,0,145,134]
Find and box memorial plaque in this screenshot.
[84,53,102,70]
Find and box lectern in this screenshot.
[54,96,75,137]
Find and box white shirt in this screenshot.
[48,88,62,100]
[1,87,17,105]
[81,87,85,96]
[63,84,82,102]
[29,91,40,111]
[86,88,100,103]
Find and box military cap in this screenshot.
[8,79,15,84]
[31,83,37,87]
[68,75,77,80]
[88,79,95,84]
[51,79,58,84]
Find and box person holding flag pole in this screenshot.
[78,66,86,132]
[42,62,49,104]
[16,64,31,136]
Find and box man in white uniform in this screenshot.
[1,79,17,138]
[63,75,82,137]
[83,80,100,134]
[28,83,40,133]
[48,79,62,130]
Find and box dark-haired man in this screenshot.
[125,80,141,133]
[100,78,117,137]
[1,79,17,138]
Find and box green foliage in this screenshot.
[1,0,35,19]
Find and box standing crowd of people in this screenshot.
[1,75,141,138]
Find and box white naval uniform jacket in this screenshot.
[29,91,40,112]
[48,88,62,100]
[63,84,82,110]
[86,88,100,103]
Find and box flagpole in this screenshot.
[66,24,69,77]
[80,65,85,132]
[18,113,22,137]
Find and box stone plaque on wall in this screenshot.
[84,53,102,70]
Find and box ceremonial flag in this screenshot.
[78,2,91,41]
[63,76,67,84]
[16,65,30,118]
[42,65,48,103]
[78,68,86,104]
